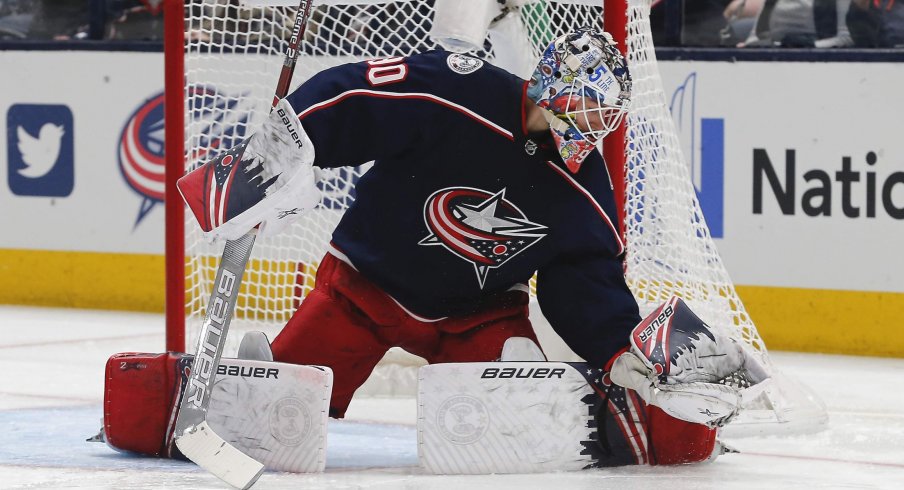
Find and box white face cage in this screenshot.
[555,78,630,144]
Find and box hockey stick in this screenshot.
[172,2,315,489]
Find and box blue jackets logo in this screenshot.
[119,87,251,228]
[118,93,166,228]
[6,104,74,197]
[420,187,547,288]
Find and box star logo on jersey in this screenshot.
[420,187,546,288]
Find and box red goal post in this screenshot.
[163,0,827,434]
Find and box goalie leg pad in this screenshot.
[103,352,186,457]
[103,352,333,473]
[417,361,599,474]
[416,361,719,474]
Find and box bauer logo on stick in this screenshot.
[187,270,236,409]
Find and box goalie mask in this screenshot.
[527,27,632,173]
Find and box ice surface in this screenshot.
[1,306,902,489]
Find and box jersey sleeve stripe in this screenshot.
[296,89,515,141]
[543,160,626,256]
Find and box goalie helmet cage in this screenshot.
[163,0,827,435]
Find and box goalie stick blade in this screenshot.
[175,421,265,490]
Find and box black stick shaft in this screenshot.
[272,0,315,106]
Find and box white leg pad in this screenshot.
[417,362,596,474]
[206,359,333,473]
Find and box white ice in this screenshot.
[1,305,902,489]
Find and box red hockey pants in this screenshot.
[270,253,538,417]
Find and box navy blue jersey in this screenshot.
[286,51,640,366]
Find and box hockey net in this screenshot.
[167,0,827,433]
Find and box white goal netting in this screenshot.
[174,0,826,432]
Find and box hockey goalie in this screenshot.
[99,27,768,474]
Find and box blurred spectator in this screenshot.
[650,0,735,46]
[848,0,904,47]
[309,4,377,53]
[0,0,31,39]
[740,0,854,47]
[189,0,296,48]
[104,0,163,41]
[0,0,88,40]
[721,0,765,45]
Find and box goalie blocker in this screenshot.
[98,351,332,474]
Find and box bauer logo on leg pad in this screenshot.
[217,363,279,379]
[480,367,566,379]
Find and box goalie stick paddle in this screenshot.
[173,2,315,489]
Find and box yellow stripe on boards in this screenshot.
[737,285,904,358]
[185,255,317,324]
[0,249,165,312]
[0,250,317,319]
[2,250,902,357]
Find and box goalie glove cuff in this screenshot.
[610,351,744,427]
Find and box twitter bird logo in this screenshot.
[17,123,65,179]
[7,104,74,197]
